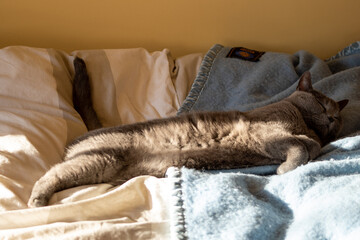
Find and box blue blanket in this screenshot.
[168,42,360,240]
[178,42,360,137]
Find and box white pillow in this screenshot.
[0,46,86,210]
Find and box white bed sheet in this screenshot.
[0,46,203,239]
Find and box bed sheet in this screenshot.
[0,46,202,239]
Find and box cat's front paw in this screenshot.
[276,162,297,175]
[276,165,287,175]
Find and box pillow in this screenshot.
[74,48,184,126]
[0,46,85,210]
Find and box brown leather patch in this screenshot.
[226,47,265,62]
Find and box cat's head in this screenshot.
[288,72,348,145]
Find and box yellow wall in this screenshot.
[0,0,359,58]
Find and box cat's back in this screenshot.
[171,104,310,151]
[139,111,250,150]
[65,102,310,159]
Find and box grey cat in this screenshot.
[28,57,348,207]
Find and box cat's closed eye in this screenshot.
[315,98,327,112]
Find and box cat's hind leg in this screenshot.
[28,152,124,207]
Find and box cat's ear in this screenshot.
[338,99,349,111]
[297,71,313,92]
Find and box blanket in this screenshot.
[169,42,360,240]
[178,42,360,137]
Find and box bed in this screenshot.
[0,42,359,239]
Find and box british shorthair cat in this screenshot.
[28,57,348,207]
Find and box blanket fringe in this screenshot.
[166,167,188,240]
[177,44,224,115]
[327,41,360,61]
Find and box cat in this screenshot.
[28,57,349,207]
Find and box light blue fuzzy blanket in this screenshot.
[168,42,360,240]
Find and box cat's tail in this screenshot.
[73,57,102,131]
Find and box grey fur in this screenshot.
[28,59,348,207]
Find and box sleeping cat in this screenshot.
[28,57,348,207]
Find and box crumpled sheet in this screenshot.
[0,176,171,239]
[0,46,202,239]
